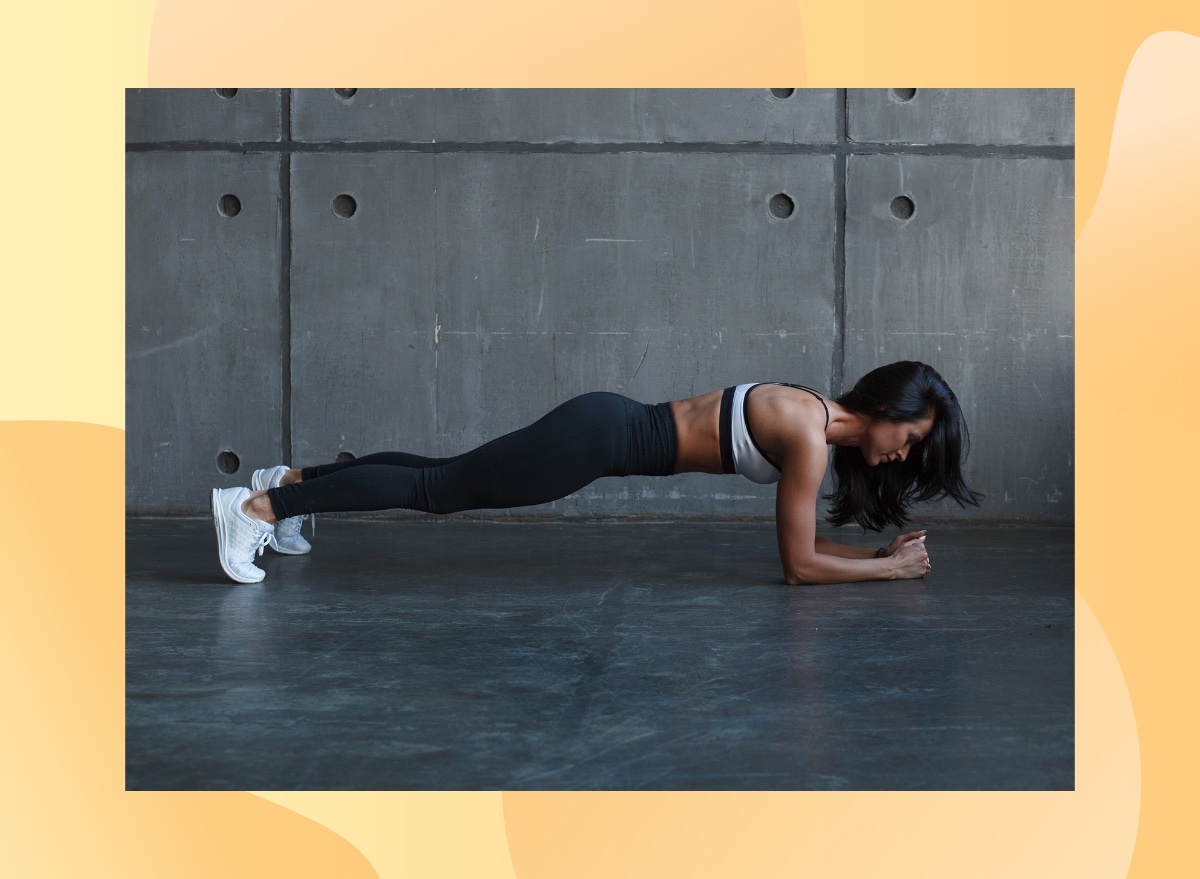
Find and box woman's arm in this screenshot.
[813,536,878,559]
[777,485,901,584]
[814,531,927,559]
[773,429,928,585]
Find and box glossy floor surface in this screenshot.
[126,519,1073,790]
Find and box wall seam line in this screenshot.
[832,89,848,398]
[124,141,1076,159]
[281,89,293,467]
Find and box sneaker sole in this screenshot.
[270,538,310,556]
[211,488,265,584]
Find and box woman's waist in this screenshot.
[667,393,724,474]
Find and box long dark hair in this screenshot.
[824,361,983,531]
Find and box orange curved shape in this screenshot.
[0,421,378,879]
[1075,29,1200,879]
[147,0,808,86]
[4,0,1192,875]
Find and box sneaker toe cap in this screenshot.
[274,535,312,554]
[232,564,266,583]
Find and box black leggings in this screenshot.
[266,392,678,519]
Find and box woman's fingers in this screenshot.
[888,531,926,556]
[899,541,928,569]
[904,541,930,565]
[893,539,931,578]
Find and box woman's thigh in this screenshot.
[421,392,631,512]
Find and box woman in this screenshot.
[211,360,982,585]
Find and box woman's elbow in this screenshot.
[783,561,818,586]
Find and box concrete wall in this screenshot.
[126,89,1074,523]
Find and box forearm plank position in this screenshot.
[210,361,980,585]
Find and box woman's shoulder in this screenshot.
[749,386,828,449]
[748,382,829,412]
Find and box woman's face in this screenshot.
[863,413,935,466]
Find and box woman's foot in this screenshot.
[251,465,313,554]
[210,487,274,584]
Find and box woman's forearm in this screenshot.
[814,536,879,560]
[785,551,898,585]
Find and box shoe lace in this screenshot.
[254,527,271,557]
[234,518,274,559]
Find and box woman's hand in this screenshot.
[882,530,927,557]
[889,535,931,579]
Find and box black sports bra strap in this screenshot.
[775,383,830,431]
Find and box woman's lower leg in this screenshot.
[299,450,467,483]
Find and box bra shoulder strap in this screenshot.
[775,383,830,431]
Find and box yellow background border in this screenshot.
[4,2,1198,876]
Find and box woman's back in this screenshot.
[669,384,831,478]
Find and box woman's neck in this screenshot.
[824,402,870,448]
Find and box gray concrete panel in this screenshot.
[289,153,438,470]
[125,89,1075,525]
[126,152,283,513]
[848,89,1074,145]
[126,88,283,143]
[292,89,838,144]
[291,152,836,519]
[433,152,835,518]
[844,155,1074,523]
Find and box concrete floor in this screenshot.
[126,519,1073,790]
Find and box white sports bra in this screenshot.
[718,383,830,484]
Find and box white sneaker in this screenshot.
[210,486,274,584]
[251,464,314,554]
